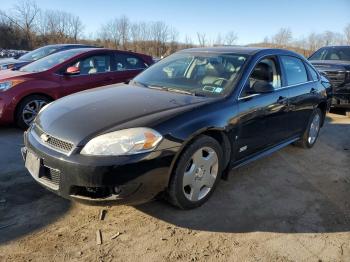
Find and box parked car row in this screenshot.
[19,46,331,209]
[0,47,153,128]
[0,49,27,59]
[0,44,97,70]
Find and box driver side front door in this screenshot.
[236,56,290,161]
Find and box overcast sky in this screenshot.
[2,0,350,44]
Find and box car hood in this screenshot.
[0,69,33,80]
[36,84,211,145]
[310,60,350,71]
[0,58,19,65]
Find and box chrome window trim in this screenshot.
[238,80,317,100]
[55,68,144,77]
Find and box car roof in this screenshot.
[319,45,350,48]
[43,44,97,48]
[179,46,303,57]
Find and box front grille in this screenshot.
[33,125,74,154]
[323,71,346,87]
[40,166,61,189]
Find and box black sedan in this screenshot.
[22,47,329,209]
[0,44,97,70]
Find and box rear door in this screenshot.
[279,55,317,137]
[111,52,149,83]
[59,52,116,96]
[236,56,290,160]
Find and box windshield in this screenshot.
[309,47,350,61]
[133,52,248,97]
[19,46,61,61]
[19,49,85,73]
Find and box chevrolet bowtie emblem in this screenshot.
[40,133,50,142]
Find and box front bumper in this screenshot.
[331,83,350,109]
[23,129,179,205]
[0,94,14,124]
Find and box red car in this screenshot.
[0,48,153,128]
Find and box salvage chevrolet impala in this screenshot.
[22,47,329,209]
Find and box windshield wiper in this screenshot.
[166,88,195,96]
[132,81,165,90]
[132,81,205,97]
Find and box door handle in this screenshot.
[310,88,317,94]
[277,96,287,104]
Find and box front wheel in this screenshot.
[15,95,50,129]
[167,135,223,209]
[295,108,322,148]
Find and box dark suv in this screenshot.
[23,47,329,209]
[309,46,350,115]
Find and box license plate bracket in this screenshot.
[25,150,41,177]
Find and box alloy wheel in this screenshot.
[22,99,47,126]
[308,113,320,145]
[182,146,219,202]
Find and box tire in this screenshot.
[294,108,322,149]
[167,135,223,209]
[15,95,51,129]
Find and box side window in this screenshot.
[115,54,148,71]
[241,57,281,97]
[280,56,308,85]
[305,63,319,81]
[72,54,111,75]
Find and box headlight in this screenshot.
[80,128,162,156]
[0,64,15,70]
[0,80,24,91]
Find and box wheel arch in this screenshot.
[317,101,327,126]
[166,127,233,187]
[14,93,55,120]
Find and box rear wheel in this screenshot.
[16,95,50,129]
[167,135,223,209]
[295,108,322,148]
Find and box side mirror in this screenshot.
[252,80,274,93]
[65,66,80,75]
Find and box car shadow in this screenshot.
[136,119,350,233]
[0,127,71,245]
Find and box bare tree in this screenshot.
[214,33,223,46]
[224,31,238,45]
[184,35,193,48]
[272,28,292,47]
[168,27,179,54]
[117,15,130,50]
[67,15,84,42]
[0,0,40,48]
[151,21,169,56]
[197,32,207,47]
[345,24,350,44]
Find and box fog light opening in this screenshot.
[114,186,121,195]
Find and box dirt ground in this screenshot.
[0,113,349,262]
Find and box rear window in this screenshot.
[280,56,308,85]
[115,54,148,71]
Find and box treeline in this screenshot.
[258,27,350,57]
[0,0,349,57]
